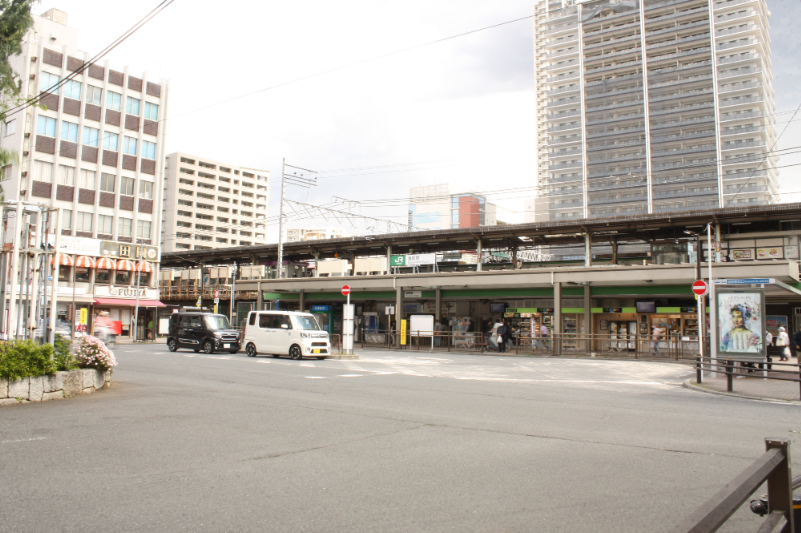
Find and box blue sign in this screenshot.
[311,305,330,312]
[717,278,773,285]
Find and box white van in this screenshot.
[243,311,331,360]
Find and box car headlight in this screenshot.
[213,332,222,338]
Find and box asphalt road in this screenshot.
[1,345,799,532]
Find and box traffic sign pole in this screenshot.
[342,285,353,355]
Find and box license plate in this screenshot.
[223,344,230,348]
[312,349,320,354]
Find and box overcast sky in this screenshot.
[33,0,801,240]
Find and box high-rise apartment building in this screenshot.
[534,0,778,221]
[161,152,269,252]
[1,8,168,243]
[286,227,346,242]
[409,184,497,230]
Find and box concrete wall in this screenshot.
[0,369,111,406]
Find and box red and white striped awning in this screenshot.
[50,253,73,266]
[96,257,116,270]
[74,256,95,268]
[136,261,153,273]
[115,259,135,272]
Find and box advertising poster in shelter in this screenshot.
[715,289,765,359]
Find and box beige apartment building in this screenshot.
[161,152,269,252]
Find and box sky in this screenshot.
[31,0,801,241]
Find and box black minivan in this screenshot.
[167,312,240,354]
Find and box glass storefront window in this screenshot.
[136,272,151,286]
[95,269,111,284]
[58,266,70,281]
[115,271,131,285]
[75,267,90,282]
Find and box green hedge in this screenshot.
[0,338,77,381]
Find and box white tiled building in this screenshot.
[535,0,778,221]
[286,227,346,242]
[161,152,269,252]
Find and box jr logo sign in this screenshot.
[391,255,406,266]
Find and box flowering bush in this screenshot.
[74,336,117,371]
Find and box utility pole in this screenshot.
[277,160,317,279]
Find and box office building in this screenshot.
[535,0,778,221]
[161,152,269,252]
[409,184,497,230]
[0,8,169,339]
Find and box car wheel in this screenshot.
[202,340,214,354]
[246,343,257,357]
[167,339,178,352]
[289,344,302,360]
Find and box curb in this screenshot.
[682,379,801,404]
[326,354,359,360]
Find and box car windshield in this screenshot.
[204,315,230,330]
[294,315,322,331]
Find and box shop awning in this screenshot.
[50,253,74,266]
[96,257,116,270]
[94,298,166,307]
[136,261,153,273]
[116,259,135,271]
[75,256,96,268]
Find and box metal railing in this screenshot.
[695,356,801,401]
[670,438,796,533]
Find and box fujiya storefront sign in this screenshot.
[94,286,159,299]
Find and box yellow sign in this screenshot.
[79,308,88,325]
[400,319,407,345]
[214,304,218,314]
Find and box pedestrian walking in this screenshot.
[778,327,791,361]
[434,320,444,347]
[496,321,508,353]
[652,325,664,355]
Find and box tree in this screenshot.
[0,0,35,123]
[0,0,35,192]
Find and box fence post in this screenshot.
[696,355,703,384]
[726,359,733,392]
[764,439,795,533]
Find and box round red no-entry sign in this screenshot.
[692,280,708,296]
[341,285,351,296]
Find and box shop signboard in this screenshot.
[756,247,783,259]
[403,290,422,298]
[94,286,159,299]
[100,242,159,261]
[79,308,88,325]
[57,235,102,256]
[715,288,765,360]
[391,254,436,268]
[400,319,407,345]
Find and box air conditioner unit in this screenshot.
[30,56,37,62]
[21,171,27,177]
[29,74,35,79]
[24,132,30,138]
[22,151,29,156]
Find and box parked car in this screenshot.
[243,311,330,360]
[166,312,240,354]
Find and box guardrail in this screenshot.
[695,357,801,401]
[356,330,707,359]
[670,438,796,533]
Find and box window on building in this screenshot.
[34,161,53,183]
[40,72,59,94]
[106,91,121,111]
[61,121,78,142]
[103,132,119,151]
[76,212,92,232]
[58,165,75,186]
[100,173,115,192]
[120,176,135,196]
[78,169,95,189]
[123,136,137,156]
[5,119,16,136]
[98,214,113,235]
[140,140,156,160]
[139,180,153,199]
[118,217,132,237]
[144,102,158,120]
[58,210,72,232]
[82,126,99,147]
[86,85,102,106]
[115,269,130,285]
[37,116,56,137]
[136,220,151,239]
[63,80,81,100]
[126,96,140,116]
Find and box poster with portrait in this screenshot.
[715,289,765,359]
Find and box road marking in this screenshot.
[300,363,315,367]
[339,374,364,377]
[305,376,326,379]
[1,437,46,445]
